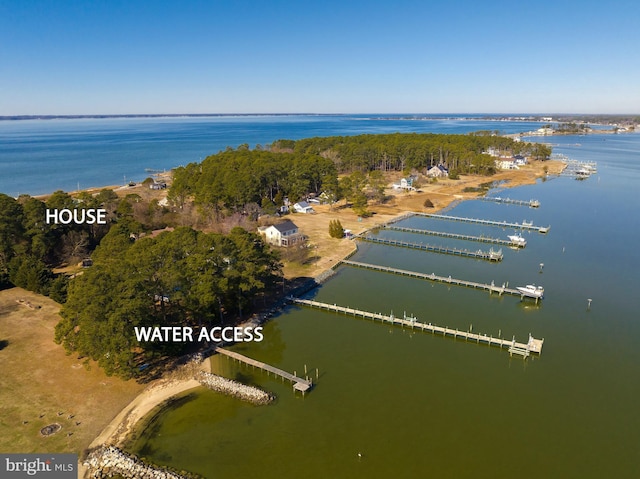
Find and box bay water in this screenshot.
[125,133,639,477]
[2,117,638,477]
[1,115,543,197]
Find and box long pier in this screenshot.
[414,213,550,234]
[479,196,540,208]
[339,259,538,298]
[383,225,525,248]
[360,235,503,261]
[290,298,544,357]
[216,347,313,393]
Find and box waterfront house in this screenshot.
[497,159,519,170]
[514,155,527,166]
[392,176,417,190]
[427,165,449,178]
[533,127,554,136]
[293,201,315,214]
[258,220,303,247]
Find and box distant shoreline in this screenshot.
[0,113,327,121]
[2,113,637,123]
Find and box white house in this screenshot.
[258,220,303,247]
[293,201,315,214]
[496,159,519,170]
[513,155,527,166]
[532,127,554,136]
[392,177,416,190]
[485,147,501,157]
[427,165,448,178]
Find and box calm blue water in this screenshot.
[0,115,545,197]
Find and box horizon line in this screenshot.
[2,112,639,121]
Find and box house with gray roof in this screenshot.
[258,220,303,247]
[293,201,315,214]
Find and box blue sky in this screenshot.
[1,0,638,115]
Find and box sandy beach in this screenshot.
[79,362,209,478]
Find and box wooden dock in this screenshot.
[360,235,503,261]
[414,213,550,233]
[383,225,525,248]
[216,347,313,393]
[290,298,544,357]
[479,197,540,208]
[339,259,535,298]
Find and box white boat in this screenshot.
[522,220,533,227]
[508,234,527,247]
[516,284,544,298]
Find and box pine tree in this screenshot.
[329,219,344,238]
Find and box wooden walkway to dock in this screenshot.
[290,298,544,357]
[360,235,503,261]
[414,213,550,233]
[383,225,525,248]
[479,197,540,208]
[216,347,313,393]
[340,259,534,298]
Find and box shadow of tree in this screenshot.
[0,339,8,351]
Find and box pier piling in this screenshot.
[290,298,543,357]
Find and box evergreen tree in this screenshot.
[329,219,344,238]
[55,226,282,378]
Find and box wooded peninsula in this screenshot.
[0,132,551,379]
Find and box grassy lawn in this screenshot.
[0,287,144,455]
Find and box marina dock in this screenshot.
[339,259,543,300]
[414,213,550,233]
[479,196,540,208]
[360,235,503,261]
[553,155,598,178]
[216,347,313,393]
[290,298,544,358]
[383,225,526,248]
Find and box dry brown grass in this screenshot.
[0,288,144,454]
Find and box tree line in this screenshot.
[0,190,119,298]
[55,225,281,378]
[280,132,550,174]
[0,186,181,297]
[169,149,338,217]
[1,131,551,379]
[169,132,550,214]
